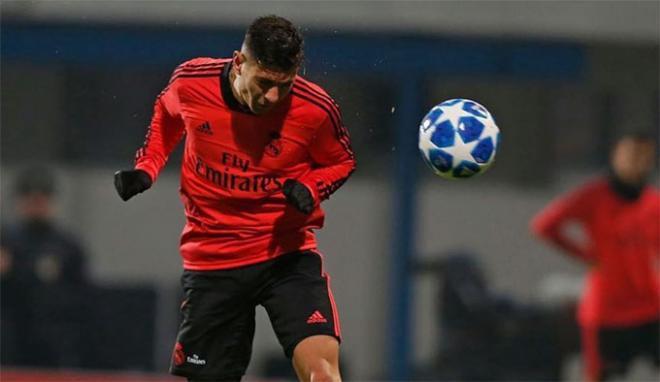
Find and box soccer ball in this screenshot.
[418,99,500,179]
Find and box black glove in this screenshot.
[114,169,152,201]
[283,179,314,214]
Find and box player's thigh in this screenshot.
[170,270,257,380]
[260,251,341,358]
[292,334,340,368]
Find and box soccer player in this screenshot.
[531,134,659,381]
[114,16,355,382]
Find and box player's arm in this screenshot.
[283,113,356,214]
[530,183,596,263]
[643,193,660,256]
[114,77,185,201]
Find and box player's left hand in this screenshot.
[114,169,152,201]
[283,179,314,214]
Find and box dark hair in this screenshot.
[15,166,56,197]
[244,15,304,72]
[614,131,657,147]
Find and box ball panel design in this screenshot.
[457,116,484,143]
[421,106,443,133]
[440,99,463,106]
[461,100,488,118]
[452,160,481,178]
[430,120,455,148]
[419,148,435,172]
[471,137,494,163]
[428,148,453,173]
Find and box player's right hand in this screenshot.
[114,169,152,201]
[283,179,314,214]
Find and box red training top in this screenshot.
[134,58,356,270]
[531,178,660,327]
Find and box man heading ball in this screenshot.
[115,15,355,382]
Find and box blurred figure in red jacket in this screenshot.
[531,133,659,381]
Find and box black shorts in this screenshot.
[598,319,660,378]
[169,250,341,381]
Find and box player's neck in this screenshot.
[608,172,644,201]
[228,69,247,107]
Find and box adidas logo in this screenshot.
[306,310,328,324]
[195,121,212,135]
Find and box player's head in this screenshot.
[14,166,57,222]
[232,15,303,114]
[610,133,657,185]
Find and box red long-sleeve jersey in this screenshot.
[531,178,660,327]
[134,58,355,270]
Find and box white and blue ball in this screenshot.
[418,99,500,179]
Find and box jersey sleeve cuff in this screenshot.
[134,162,158,184]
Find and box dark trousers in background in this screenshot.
[582,319,660,381]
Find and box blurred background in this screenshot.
[1,1,658,381]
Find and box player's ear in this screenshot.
[233,51,243,75]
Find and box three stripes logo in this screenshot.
[195,121,213,135]
[172,342,185,366]
[306,310,328,324]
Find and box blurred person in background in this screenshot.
[114,15,355,382]
[531,133,659,381]
[1,166,89,368]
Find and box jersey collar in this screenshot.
[608,172,645,201]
